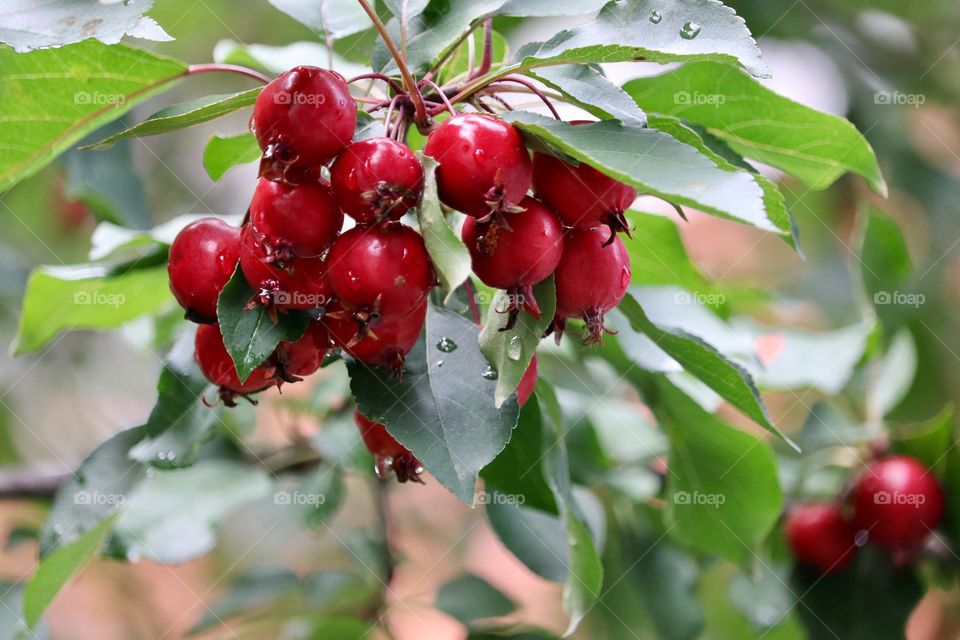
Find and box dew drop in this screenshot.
[482,365,499,380]
[680,21,702,39]
[436,337,458,352]
[435,360,444,367]
[507,336,522,361]
[649,10,662,24]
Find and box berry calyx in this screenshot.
[330,138,424,225]
[851,455,945,556]
[785,502,858,573]
[354,410,423,483]
[532,145,637,245]
[461,196,563,328]
[325,300,426,378]
[424,113,531,219]
[517,356,538,407]
[550,227,631,345]
[168,218,240,323]
[248,177,342,262]
[239,225,332,314]
[195,323,276,406]
[273,321,331,382]
[252,66,356,180]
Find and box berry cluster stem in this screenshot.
[186,63,271,84]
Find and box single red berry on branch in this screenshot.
[195,323,276,406]
[325,300,427,378]
[273,321,331,382]
[331,138,424,225]
[354,410,423,483]
[239,225,332,314]
[517,355,538,407]
[168,218,241,324]
[249,177,343,262]
[424,113,531,220]
[785,502,858,573]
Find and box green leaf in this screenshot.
[479,278,555,408]
[486,501,569,581]
[13,263,172,355]
[348,305,520,504]
[436,574,516,624]
[623,61,886,194]
[617,292,791,446]
[62,132,148,228]
[24,515,116,628]
[657,378,783,565]
[730,562,794,632]
[503,112,782,235]
[439,28,509,85]
[499,0,607,16]
[858,210,916,332]
[624,533,703,640]
[528,65,646,126]
[217,267,310,382]
[892,404,954,474]
[190,569,301,634]
[266,0,371,38]
[278,464,345,528]
[417,155,472,300]
[85,89,260,150]
[203,132,261,181]
[516,0,769,78]
[114,460,271,563]
[623,210,710,290]
[0,40,186,192]
[867,329,917,418]
[0,0,171,52]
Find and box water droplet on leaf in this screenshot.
[482,365,499,380]
[649,10,662,23]
[680,21,702,39]
[436,337,458,352]
[507,336,523,361]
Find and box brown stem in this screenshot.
[421,79,457,116]
[476,18,494,77]
[186,63,271,84]
[489,76,561,119]
[349,72,406,94]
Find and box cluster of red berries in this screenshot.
[167,65,634,481]
[785,455,945,573]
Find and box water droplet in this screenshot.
[473,148,485,163]
[436,337,458,352]
[482,365,499,380]
[649,10,662,24]
[435,360,444,367]
[680,21,702,39]
[507,336,523,361]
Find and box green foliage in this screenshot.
[203,132,261,181]
[417,155,472,299]
[436,574,516,624]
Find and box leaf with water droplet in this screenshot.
[649,9,662,23]
[436,337,458,352]
[680,20,702,39]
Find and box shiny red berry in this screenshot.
[461,196,563,327]
[517,356,538,407]
[851,455,944,554]
[195,323,276,406]
[239,225,332,311]
[168,218,240,323]
[249,177,342,261]
[252,66,356,179]
[330,138,423,225]
[274,321,331,382]
[549,227,631,345]
[424,113,531,219]
[354,410,423,483]
[325,300,426,377]
[785,502,858,573]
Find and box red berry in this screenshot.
[424,113,531,219]
[851,455,944,554]
[326,223,434,319]
[239,225,332,311]
[168,218,240,323]
[517,356,538,407]
[274,321,331,381]
[532,145,636,244]
[461,196,563,327]
[549,227,631,345]
[330,138,424,225]
[195,323,276,406]
[252,66,356,179]
[325,300,426,376]
[249,177,342,261]
[354,410,423,483]
[785,502,858,573]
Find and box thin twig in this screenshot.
[348,72,406,94]
[421,79,457,116]
[488,76,561,119]
[186,63,271,84]
[476,18,494,78]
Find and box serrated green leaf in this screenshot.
[24,515,116,627]
[13,263,172,355]
[479,278,555,408]
[0,41,186,192]
[266,0,371,38]
[623,210,710,290]
[529,65,646,126]
[498,0,607,17]
[624,61,886,194]
[436,573,516,624]
[417,155,471,300]
[217,267,310,382]
[503,112,783,236]
[858,210,916,334]
[516,0,769,78]
[348,305,519,504]
[203,132,261,181]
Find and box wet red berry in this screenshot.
[354,410,423,483]
[424,113,531,219]
[252,66,356,180]
[549,227,631,345]
[532,146,636,244]
[517,356,538,407]
[785,502,858,573]
[325,300,426,376]
[168,218,240,323]
[851,455,944,555]
[461,196,562,327]
[274,321,331,382]
[249,177,342,261]
[239,225,332,312]
[330,138,423,225]
[195,323,276,406]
